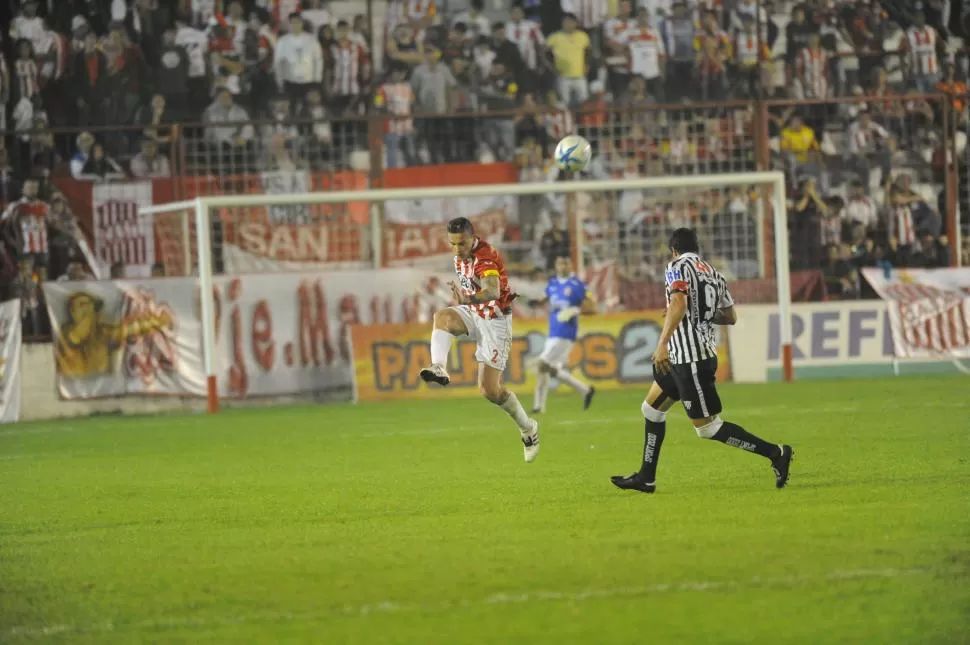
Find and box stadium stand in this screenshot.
[1,0,968,337]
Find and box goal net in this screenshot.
[139,172,792,412]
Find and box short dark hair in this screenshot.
[447,217,474,235]
[669,228,700,254]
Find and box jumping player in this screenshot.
[531,255,597,414]
[419,217,541,463]
[611,228,794,493]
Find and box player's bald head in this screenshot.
[669,228,700,257]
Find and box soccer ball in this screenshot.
[554,135,592,173]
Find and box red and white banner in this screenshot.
[0,299,21,423]
[93,182,155,278]
[42,268,459,400]
[862,267,970,358]
[383,195,511,266]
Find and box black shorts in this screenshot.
[652,357,722,420]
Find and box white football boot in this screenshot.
[419,363,450,386]
[521,419,540,463]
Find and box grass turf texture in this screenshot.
[1,375,969,644]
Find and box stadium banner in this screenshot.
[53,164,520,275]
[383,196,511,266]
[0,299,22,424]
[861,267,970,358]
[92,182,155,278]
[727,301,965,383]
[41,269,447,400]
[349,312,731,402]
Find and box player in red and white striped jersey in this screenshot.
[900,13,943,94]
[419,217,540,463]
[506,4,545,71]
[329,20,370,110]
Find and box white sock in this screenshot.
[557,369,590,395]
[499,392,532,431]
[430,328,453,365]
[534,372,549,410]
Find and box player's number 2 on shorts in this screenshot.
[491,349,499,364]
[703,283,718,320]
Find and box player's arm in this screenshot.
[468,272,501,304]
[580,295,597,315]
[712,281,736,325]
[711,306,737,325]
[527,296,548,308]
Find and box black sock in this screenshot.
[712,421,781,460]
[638,419,666,482]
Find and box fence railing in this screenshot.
[6,93,963,266]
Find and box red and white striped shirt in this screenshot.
[13,58,39,100]
[454,238,513,319]
[506,20,545,70]
[2,198,49,255]
[561,0,608,29]
[905,26,939,76]
[330,40,369,96]
[376,82,414,134]
[796,46,828,98]
[892,204,916,246]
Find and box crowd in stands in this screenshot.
[1,0,968,334]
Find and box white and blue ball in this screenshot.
[554,134,592,173]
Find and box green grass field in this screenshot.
[2,376,969,644]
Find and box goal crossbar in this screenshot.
[139,171,792,412]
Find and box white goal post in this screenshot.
[140,171,792,413]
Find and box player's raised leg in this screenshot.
[419,308,469,386]
[611,373,678,494]
[680,359,794,489]
[533,337,595,413]
[480,363,540,462]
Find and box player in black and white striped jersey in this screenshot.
[611,228,794,494]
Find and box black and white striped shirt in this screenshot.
[664,252,733,364]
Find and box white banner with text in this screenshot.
[42,269,447,400]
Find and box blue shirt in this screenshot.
[546,275,587,341]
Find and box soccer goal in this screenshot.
[139,171,792,413]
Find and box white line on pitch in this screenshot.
[4,565,965,639]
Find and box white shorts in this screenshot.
[538,337,574,367]
[451,305,513,371]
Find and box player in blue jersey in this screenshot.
[530,255,597,414]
